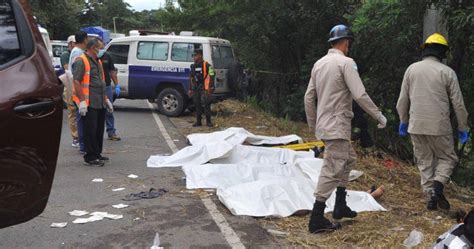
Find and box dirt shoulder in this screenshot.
[170,99,473,248]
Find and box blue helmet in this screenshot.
[328,24,354,43]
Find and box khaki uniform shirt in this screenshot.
[396,56,468,135]
[304,49,383,141]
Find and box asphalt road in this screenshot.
[0,99,282,249]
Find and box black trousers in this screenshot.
[83,107,106,162]
[193,89,211,121]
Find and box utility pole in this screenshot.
[113,17,118,33]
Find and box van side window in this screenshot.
[171,43,201,62]
[137,41,168,61]
[108,44,130,64]
[0,1,21,66]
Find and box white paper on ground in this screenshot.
[147,141,234,168]
[92,178,103,182]
[72,216,103,224]
[68,210,89,216]
[349,170,364,181]
[50,222,68,228]
[90,211,123,220]
[187,127,302,146]
[112,188,125,192]
[128,174,138,179]
[112,204,129,209]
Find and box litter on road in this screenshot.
[112,204,129,209]
[92,178,104,182]
[123,188,168,201]
[128,174,138,179]
[72,212,123,224]
[68,210,89,217]
[112,187,126,192]
[148,128,386,217]
[50,222,68,228]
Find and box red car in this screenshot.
[0,0,62,228]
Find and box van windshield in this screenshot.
[211,45,234,69]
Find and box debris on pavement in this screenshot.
[150,233,164,249]
[112,204,129,209]
[92,178,103,182]
[112,187,126,192]
[128,174,138,179]
[72,212,123,224]
[123,188,168,201]
[267,229,288,236]
[68,210,89,216]
[403,229,424,247]
[50,222,68,228]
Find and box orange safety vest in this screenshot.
[72,54,105,106]
[202,61,211,90]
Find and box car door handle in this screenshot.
[119,70,127,73]
[14,100,55,117]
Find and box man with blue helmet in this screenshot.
[305,24,387,233]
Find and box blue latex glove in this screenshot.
[459,130,469,144]
[399,123,408,137]
[115,84,121,97]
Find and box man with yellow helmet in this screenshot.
[397,33,469,211]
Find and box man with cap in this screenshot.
[60,35,79,147]
[397,33,468,211]
[188,48,216,127]
[304,24,387,233]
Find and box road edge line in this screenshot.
[147,102,246,249]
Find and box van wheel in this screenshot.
[157,88,184,117]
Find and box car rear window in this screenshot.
[137,41,168,61]
[107,44,130,64]
[0,1,21,66]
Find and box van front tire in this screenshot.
[157,88,185,117]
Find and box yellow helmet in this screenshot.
[422,33,448,48]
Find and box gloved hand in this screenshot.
[399,123,408,137]
[377,114,387,129]
[105,98,114,113]
[459,130,469,144]
[115,84,121,97]
[79,101,88,116]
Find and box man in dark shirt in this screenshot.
[60,35,75,71]
[72,38,114,167]
[188,49,216,127]
[100,51,121,141]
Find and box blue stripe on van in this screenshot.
[128,65,191,99]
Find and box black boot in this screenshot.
[193,117,202,127]
[206,116,213,127]
[428,181,450,210]
[308,201,341,234]
[332,187,358,220]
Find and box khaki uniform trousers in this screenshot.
[315,139,357,202]
[64,88,78,139]
[411,134,458,194]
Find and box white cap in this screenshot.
[67,35,76,44]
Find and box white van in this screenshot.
[104,35,235,116]
[38,26,53,63]
[51,40,67,69]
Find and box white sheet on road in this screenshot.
[147,141,234,168]
[187,127,302,146]
[147,127,386,217]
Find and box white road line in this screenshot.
[147,102,246,249]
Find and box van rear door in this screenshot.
[0,0,62,228]
[210,44,234,94]
[107,43,131,97]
